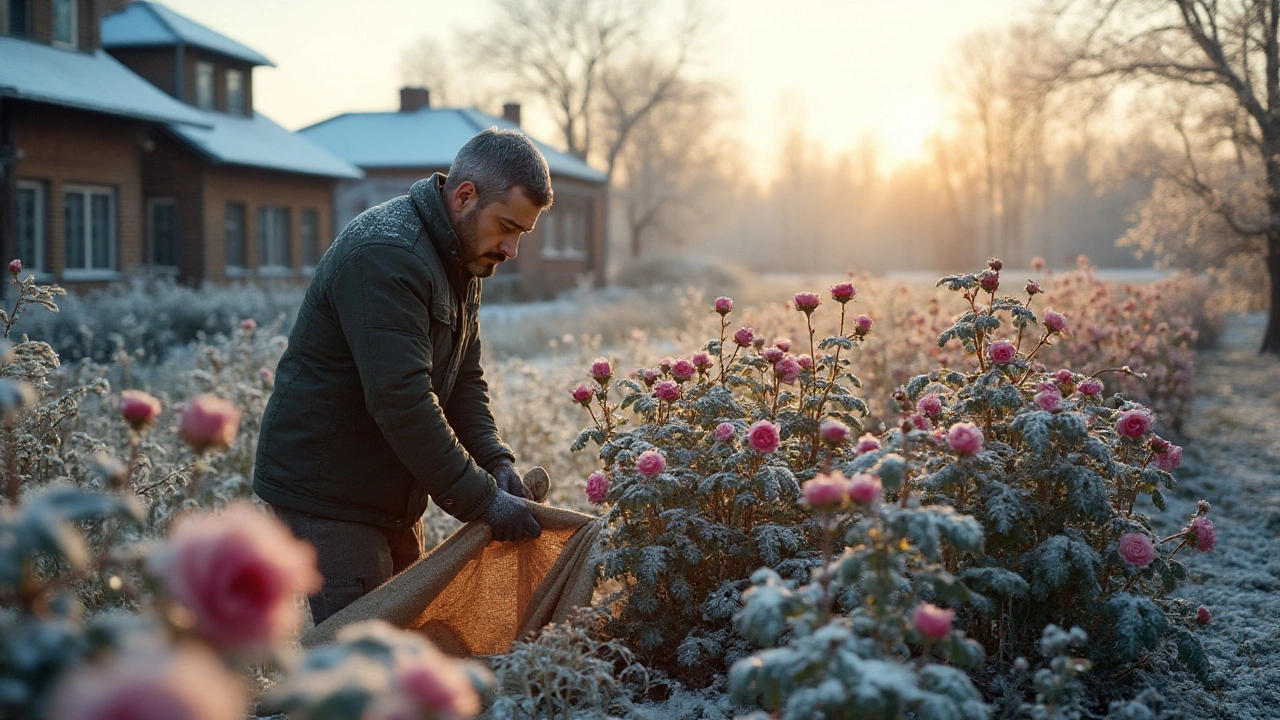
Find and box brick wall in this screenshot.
[108,46,178,97]
[140,131,204,278]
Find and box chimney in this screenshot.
[400,87,431,113]
[502,102,522,126]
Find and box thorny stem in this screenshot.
[716,315,729,385]
[966,291,987,374]
[1014,295,1035,353]
[809,306,849,466]
[1090,366,1149,381]
[1015,333,1054,384]
[2,277,26,340]
[135,463,197,497]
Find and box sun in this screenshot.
[879,93,945,168]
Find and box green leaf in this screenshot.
[961,566,1030,599]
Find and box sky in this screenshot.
[156,0,1028,173]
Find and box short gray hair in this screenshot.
[444,127,554,209]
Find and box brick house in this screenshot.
[300,90,609,299]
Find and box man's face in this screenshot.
[450,183,543,278]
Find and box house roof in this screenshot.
[167,109,362,179]
[0,35,210,126]
[101,1,274,67]
[299,107,608,184]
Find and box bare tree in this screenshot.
[1052,0,1280,353]
[398,36,507,111]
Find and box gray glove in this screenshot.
[489,459,528,499]
[482,489,542,542]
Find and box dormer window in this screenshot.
[195,61,215,109]
[52,0,76,49]
[226,69,245,115]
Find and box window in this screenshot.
[225,202,247,272]
[51,0,75,48]
[7,0,30,37]
[195,61,215,109]
[64,186,115,275]
[14,181,44,274]
[147,197,178,270]
[257,206,290,270]
[226,69,244,115]
[300,209,320,268]
[540,197,590,260]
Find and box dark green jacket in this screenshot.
[253,175,511,530]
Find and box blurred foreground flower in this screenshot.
[178,394,241,452]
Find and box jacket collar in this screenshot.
[409,174,469,292]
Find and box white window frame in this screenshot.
[63,184,119,281]
[146,197,179,274]
[225,68,244,115]
[195,61,216,110]
[51,0,76,49]
[224,202,248,277]
[14,180,46,277]
[257,206,292,275]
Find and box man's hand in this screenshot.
[481,489,542,542]
[488,460,528,499]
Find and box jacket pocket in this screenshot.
[315,577,365,624]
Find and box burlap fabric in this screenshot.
[300,469,603,657]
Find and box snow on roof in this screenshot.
[167,109,362,179]
[299,107,608,184]
[102,1,274,67]
[0,35,209,126]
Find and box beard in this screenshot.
[454,210,506,278]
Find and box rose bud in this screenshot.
[119,389,162,431]
[979,271,1000,293]
[855,433,881,455]
[240,319,256,332]
[761,347,785,364]
[820,419,849,445]
[671,359,697,382]
[571,384,592,405]
[179,394,241,452]
[1043,310,1068,334]
[945,422,984,456]
[692,352,714,370]
[654,380,681,402]
[1187,516,1215,552]
[793,292,821,314]
[797,354,814,369]
[854,315,873,337]
[802,472,849,510]
[733,327,754,348]
[715,296,733,315]
[774,338,792,352]
[1078,378,1103,396]
[1025,279,1042,296]
[8,259,21,276]
[714,422,736,442]
[913,604,954,639]
[830,282,857,303]
[590,357,613,382]
[847,473,882,506]
[917,394,942,417]
[988,258,1003,272]
[1197,606,1212,625]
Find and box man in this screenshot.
[253,128,547,624]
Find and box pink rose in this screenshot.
[654,380,681,402]
[692,352,713,370]
[1187,516,1215,552]
[715,297,733,315]
[855,433,881,455]
[240,318,257,332]
[671,359,697,382]
[1197,606,1212,625]
[747,419,781,455]
[179,394,241,452]
[979,271,999,293]
[908,414,932,432]
[119,389,162,430]
[393,651,482,720]
[571,384,592,404]
[854,315,873,337]
[636,450,666,477]
[586,471,609,505]
[47,645,247,720]
[639,368,659,387]
[1043,310,1068,334]
[913,604,954,639]
[1155,443,1183,472]
[7,259,20,276]
[714,422,736,442]
[734,327,754,348]
[793,292,821,313]
[1078,378,1103,396]
[774,339,792,352]
[797,354,814,369]
[820,419,849,445]
[802,472,849,509]
[946,422,984,456]
[761,347,785,364]
[830,282,856,303]
[847,473,882,506]
[775,355,802,384]
[1053,369,1074,385]
[147,502,321,654]
[1025,279,1042,296]
[917,394,942,417]
[590,357,612,382]
[1034,389,1062,412]
[988,340,1016,365]
[1115,409,1153,440]
[1118,532,1156,567]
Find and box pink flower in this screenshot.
[119,389,162,430]
[147,501,321,654]
[855,433,881,455]
[762,347,785,364]
[671,359,697,382]
[1118,532,1156,568]
[1187,516,1216,552]
[1043,310,1068,334]
[797,354,814,369]
[854,315,873,337]
[946,422,984,456]
[714,422,736,442]
[793,292,821,313]
[1155,443,1183,472]
[658,357,674,373]
[571,384,592,404]
[1025,279,1042,296]
[908,414,932,431]
[654,380,681,402]
[393,651,482,720]
[47,645,247,720]
[639,368,659,387]
[1034,389,1062,412]
[979,271,1000,293]
[585,471,609,505]
[1115,409,1153,440]
[917,394,942,417]
[820,419,849,445]
[692,352,714,370]
[734,327,754,348]
[775,355,802,384]
[258,368,274,388]
[715,297,733,315]
[1197,606,1212,625]
[1079,378,1103,396]
[1031,256,1046,272]
[988,257,1003,271]
[240,318,256,332]
[988,340,1016,365]
[913,604,954,639]
[847,473,882,506]
[179,394,241,452]
[747,419,781,454]
[1053,369,1074,385]
[636,450,666,477]
[830,282,856,303]
[774,338,792,352]
[802,471,849,509]
[7,259,20,276]
[590,357,612,382]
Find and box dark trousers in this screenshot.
[271,505,424,625]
